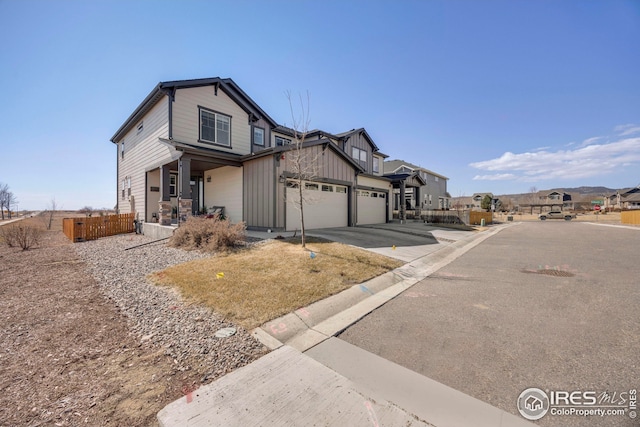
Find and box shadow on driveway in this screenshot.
[307,224,439,249]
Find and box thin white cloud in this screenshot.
[472,173,517,181]
[581,136,603,147]
[613,123,638,136]
[619,126,640,136]
[470,135,640,182]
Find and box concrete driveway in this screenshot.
[308,222,477,262]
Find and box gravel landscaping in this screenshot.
[74,233,268,381]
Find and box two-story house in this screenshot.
[110,77,392,232]
[605,186,640,210]
[382,160,450,218]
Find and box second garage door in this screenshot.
[357,190,387,225]
[286,181,348,231]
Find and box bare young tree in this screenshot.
[79,206,94,217]
[42,198,58,230]
[0,183,9,220]
[285,91,321,248]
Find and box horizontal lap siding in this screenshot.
[204,166,244,224]
[243,157,274,228]
[117,96,171,220]
[172,86,251,156]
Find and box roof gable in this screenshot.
[111,77,277,143]
[336,128,379,152]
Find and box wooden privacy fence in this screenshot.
[469,211,493,226]
[63,213,136,242]
[621,210,640,225]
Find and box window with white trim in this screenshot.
[199,108,231,146]
[120,141,125,159]
[335,186,347,193]
[253,127,264,146]
[373,157,379,173]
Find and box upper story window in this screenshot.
[199,107,231,146]
[373,157,380,173]
[120,141,125,159]
[253,127,265,146]
[434,176,439,182]
[275,136,291,146]
[352,147,367,163]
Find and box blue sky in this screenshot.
[1,0,638,210]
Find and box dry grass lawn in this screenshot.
[151,237,404,329]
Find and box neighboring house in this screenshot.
[605,186,640,210]
[382,160,450,216]
[470,193,493,211]
[110,77,392,231]
[450,196,474,210]
[541,190,573,210]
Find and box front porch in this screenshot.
[145,146,244,226]
[385,172,426,221]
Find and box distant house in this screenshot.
[110,77,394,231]
[605,186,640,210]
[382,160,449,218]
[541,191,573,209]
[471,193,493,211]
[518,190,574,213]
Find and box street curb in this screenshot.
[252,222,517,352]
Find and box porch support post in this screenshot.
[160,165,171,202]
[414,186,421,219]
[178,157,192,222]
[399,181,406,222]
[158,165,172,226]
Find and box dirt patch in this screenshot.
[0,217,210,426]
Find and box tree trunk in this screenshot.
[298,180,305,248]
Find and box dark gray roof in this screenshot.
[384,159,448,180]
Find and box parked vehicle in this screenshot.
[539,211,576,221]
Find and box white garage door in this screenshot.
[357,190,387,225]
[286,181,348,231]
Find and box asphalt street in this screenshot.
[339,221,640,427]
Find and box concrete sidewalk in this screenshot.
[159,222,534,427]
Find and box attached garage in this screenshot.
[357,190,387,225]
[285,181,348,231]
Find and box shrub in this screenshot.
[169,216,246,252]
[0,225,43,250]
